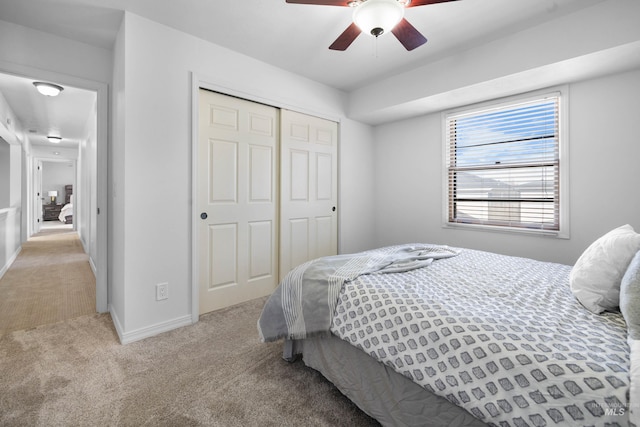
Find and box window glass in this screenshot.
[445,94,563,233]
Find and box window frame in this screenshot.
[441,87,570,238]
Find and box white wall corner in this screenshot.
[116,313,194,345]
[0,244,21,281]
[109,305,125,344]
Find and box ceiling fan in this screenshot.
[285,0,460,51]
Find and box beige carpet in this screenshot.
[0,229,96,335]
[0,297,379,426]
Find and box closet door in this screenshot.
[280,109,338,280]
[197,90,278,315]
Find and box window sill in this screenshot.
[442,222,569,239]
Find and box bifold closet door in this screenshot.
[197,90,279,315]
[280,109,338,281]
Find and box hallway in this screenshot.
[0,225,95,335]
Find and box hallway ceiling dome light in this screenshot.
[33,81,64,97]
[47,135,62,143]
[353,0,405,38]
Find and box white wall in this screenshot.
[9,144,21,207]
[0,140,9,208]
[0,206,21,279]
[77,101,98,271]
[110,17,126,332]
[0,141,22,280]
[350,0,640,125]
[0,20,112,85]
[373,68,640,266]
[0,85,23,279]
[111,13,375,342]
[0,89,23,210]
[567,69,640,256]
[338,118,376,254]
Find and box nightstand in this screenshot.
[43,204,63,221]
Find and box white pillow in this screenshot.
[570,224,640,314]
[621,250,640,339]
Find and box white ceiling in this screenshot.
[0,0,607,92]
[0,0,609,150]
[0,73,95,151]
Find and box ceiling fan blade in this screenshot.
[406,0,459,7]
[285,0,351,5]
[329,23,362,50]
[391,18,427,51]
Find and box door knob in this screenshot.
[332,206,336,212]
[200,212,208,220]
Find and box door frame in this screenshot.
[34,160,43,235]
[0,61,109,313]
[35,158,77,231]
[190,73,341,323]
[33,157,80,232]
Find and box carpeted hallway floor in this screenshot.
[0,227,95,335]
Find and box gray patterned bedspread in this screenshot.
[258,244,460,342]
[331,248,630,427]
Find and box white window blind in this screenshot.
[446,95,561,232]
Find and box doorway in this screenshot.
[38,159,76,231]
[0,66,108,316]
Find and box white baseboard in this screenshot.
[79,235,97,277]
[0,246,21,281]
[109,305,125,343]
[80,234,89,254]
[109,307,193,345]
[89,256,97,277]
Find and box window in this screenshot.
[445,92,567,235]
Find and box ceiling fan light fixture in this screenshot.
[353,0,404,37]
[33,81,64,97]
[47,135,62,143]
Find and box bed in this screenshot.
[58,203,73,224]
[259,225,640,427]
[59,185,73,224]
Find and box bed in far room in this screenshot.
[59,184,73,224]
[258,225,640,427]
[58,203,73,224]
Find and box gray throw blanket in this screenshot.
[257,244,460,342]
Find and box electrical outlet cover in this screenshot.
[156,283,168,301]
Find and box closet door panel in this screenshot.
[209,139,237,203]
[208,223,237,288]
[249,145,273,202]
[198,90,278,315]
[287,217,310,271]
[316,153,333,200]
[289,150,309,201]
[248,220,273,280]
[280,109,338,280]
